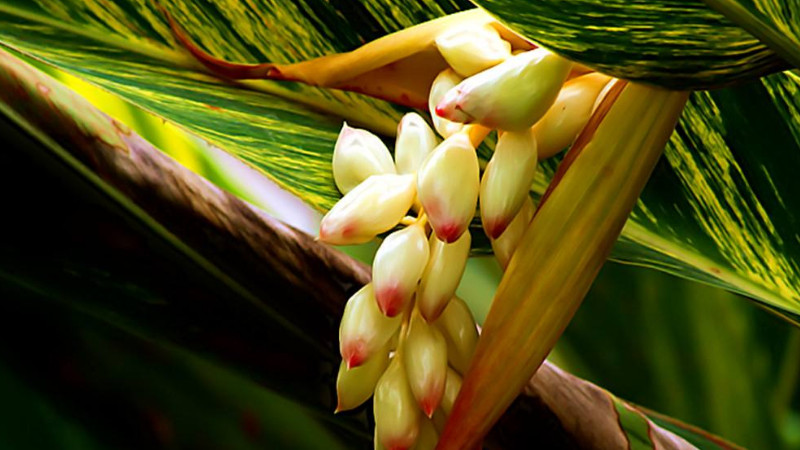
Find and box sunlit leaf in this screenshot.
[472,0,796,89]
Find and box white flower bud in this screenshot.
[374,357,421,450]
[373,224,430,317]
[395,113,440,175]
[491,197,534,269]
[332,122,396,194]
[335,343,390,412]
[339,283,402,369]
[417,231,471,322]
[532,73,612,159]
[434,297,478,375]
[411,418,438,450]
[435,24,511,77]
[435,48,573,131]
[403,311,448,418]
[428,69,465,138]
[439,367,463,416]
[431,368,462,433]
[480,129,538,238]
[417,134,479,243]
[320,174,416,245]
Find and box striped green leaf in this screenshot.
[556,263,797,448]
[1,0,800,325]
[472,0,799,89]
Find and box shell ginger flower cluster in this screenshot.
[318,20,614,450]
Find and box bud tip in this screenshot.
[376,285,405,317]
[485,217,510,239]
[342,340,367,369]
[435,222,464,243]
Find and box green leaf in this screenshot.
[2,0,800,326]
[554,262,800,449]
[472,0,795,89]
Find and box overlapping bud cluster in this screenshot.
[320,21,614,449]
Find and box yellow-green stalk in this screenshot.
[437,81,689,449]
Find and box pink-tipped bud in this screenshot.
[417,134,479,243]
[417,231,471,322]
[373,224,430,317]
[374,357,421,450]
[411,417,438,450]
[480,129,538,239]
[320,174,416,245]
[339,284,402,369]
[491,197,534,269]
[435,24,512,77]
[428,69,465,138]
[532,73,612,159]
[403,311,447,418]
[332,122,396,194]
[435,48,573,131]
[335,343,390,412]
[395,113,440,175]
[434,297,478,375]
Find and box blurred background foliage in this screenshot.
[2,56,799,450]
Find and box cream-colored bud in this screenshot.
[491,198,534,270]
[480,129,538,238]
[339,283,402,369]
[374,357,420,450]
[320,174,416,245]
[373,224,430,317]
[411,418,438,450]
[428,69,465,138]
[532,73,612,159]
[435,48,573,131]
[434,297,478,375]
[435,24,511,77]
[335,343,390,412]
[403,312,448,417]
[431,368,462,432]
[332,122,396,194]
[417,231,471,322]
[417,134,479,243]
[395,113,440,175]
[439,367,463,416]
